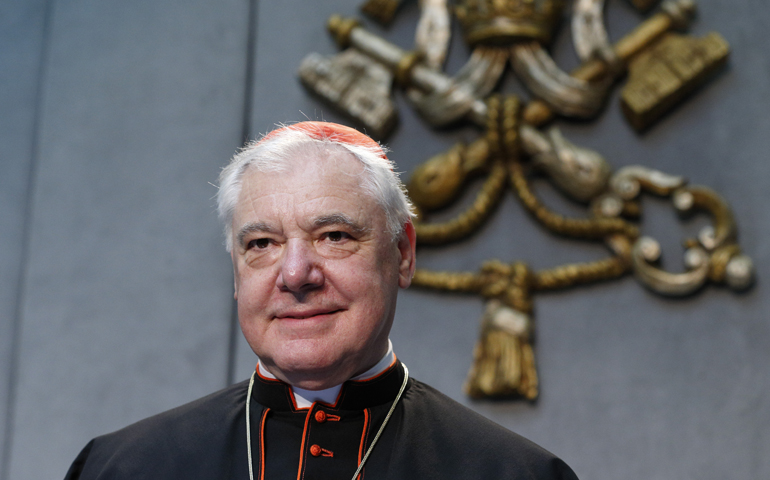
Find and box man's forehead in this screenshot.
[238,159,367,205]
[234,156,383,226]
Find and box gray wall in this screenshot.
[2,1,768,479]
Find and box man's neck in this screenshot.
[257,340,395,409]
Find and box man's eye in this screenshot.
[247,238,270,249]
[325,231,348,242]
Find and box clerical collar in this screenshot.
[256,339,396,409]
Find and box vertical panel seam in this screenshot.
[0,1,57,479]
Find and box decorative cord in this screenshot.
[414,161,507,244]
[246,371,256,480]
[509,160,638,240]
[350,364,409,480]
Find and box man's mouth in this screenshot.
[276,309,344,320]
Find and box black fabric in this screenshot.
[65,362,578,480]
[254,363,405,479]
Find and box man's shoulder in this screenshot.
[103,379,249,442]
[65,380,251,479]
[401,378,541,448]
[395,378,578,480]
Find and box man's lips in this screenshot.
[275,308,344,320]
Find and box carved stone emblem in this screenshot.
[299,0,753,400]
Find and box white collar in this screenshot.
[257,339,395,409]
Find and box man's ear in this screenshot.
[397,220,417,289]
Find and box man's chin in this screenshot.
[271,314,341,341]
[265,354,356,390]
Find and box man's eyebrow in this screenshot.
[236,221,274,247]
[312,214,369,235]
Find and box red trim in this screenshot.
[324,387,345,409]
[287,390,309,412]
[357,408,371,480]
[296,409,314,480]
[256,363,309,412]
[350,356,398,384]
[326,413,341,422]
[331,357,399,409]
[259,408,269,480]
[255,363,283,383]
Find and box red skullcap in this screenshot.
[260,121,387,159]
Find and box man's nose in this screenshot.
[276,239,324,293]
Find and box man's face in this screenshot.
[230,148,415,390]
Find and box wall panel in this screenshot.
[0,1,51,477]
[5,1,251,478]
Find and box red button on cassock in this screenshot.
[310,444,322,457]
[314,411,327,423]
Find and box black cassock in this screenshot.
[65,362,578,479]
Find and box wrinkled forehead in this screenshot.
[234,146,381,218]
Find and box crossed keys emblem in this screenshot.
[298,0,754,400]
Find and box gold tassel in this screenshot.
[464,299,538,400]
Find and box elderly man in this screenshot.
[65,122,578,480]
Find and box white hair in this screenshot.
[217,127,415,252]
